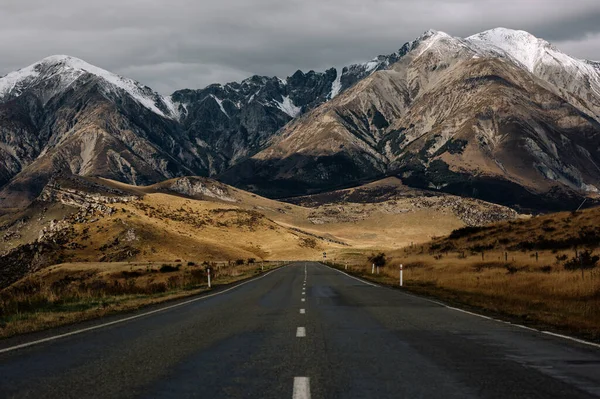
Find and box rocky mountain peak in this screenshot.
[467,27,554,72]
[2,28,600,212]
[0,54,178,119]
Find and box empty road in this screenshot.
[1,262,599,398]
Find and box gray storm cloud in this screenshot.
[0,0,599,94]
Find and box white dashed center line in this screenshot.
[300,309,305,314]
[293,377,311,399]
[296,327,306,337]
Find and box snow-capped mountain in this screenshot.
[170,54,403,167]
[0,55,179,119]
[1,28,599,211]
[0,55,212,206]
[0,51,401,206]
[221,28,600,211]
[466,28,600,121]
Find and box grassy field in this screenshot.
[328,207,600,342]
[4,175,594,340]
[0,260,285,338]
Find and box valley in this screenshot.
[0,26,599,354]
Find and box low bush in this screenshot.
[160,264,180,273]
[564,250,599,272]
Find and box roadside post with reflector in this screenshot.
[400,264,403,287]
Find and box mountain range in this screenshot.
[0,27,599,211]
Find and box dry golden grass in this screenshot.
[340,255,600,340]
[328,206,600,341]
[0,261,285,338]
[54,192,339,264]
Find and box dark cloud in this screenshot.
[0,0,599,94]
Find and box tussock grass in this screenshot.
[331,254,600,340]
[0,261,284,338]
[330,206,600,341]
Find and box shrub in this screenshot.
[120,270,142,278]
[235,259,244,265]
[147,282,168,293]
[539,266,552,273]
[368,252,387,268]
[167,276,181,289]
[564,250,599,272]
[160,264,180,273]
[555,254,568,262]
[189,269,206,284]
[449,226,489,240]
[505,264,519,274]
[187,261,196,266]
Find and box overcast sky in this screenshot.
[0,0,599,94]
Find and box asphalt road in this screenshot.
[1,262,599,398]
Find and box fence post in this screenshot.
[207,268,211,288]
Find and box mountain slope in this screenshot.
[0,52,405,207]
[221,29,600,211]
[171,51,404,171]
[0,56,215,207]
[1,28,599,212]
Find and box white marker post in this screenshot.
[345,262,347,270]
[399,264,403,287]
[207,268,212,288]
[372,263,375,274]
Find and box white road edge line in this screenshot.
[321,263,600,350]
[293,377,311,399]
[300,309,305,314]
[296,327,306,337]
[320,262,379,287]
[0,264,291,355]
[542,331,600,349]
[445,306,493,320]
[442,302,600,349]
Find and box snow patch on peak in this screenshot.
[417,29,451,42]
[329,69,342,99]
[0,63,41,99]
[413,29,458,57]
[210,94,230,118]
[364,60,379,73]
[466,28,550,72]
[164,96,184,120]
[0,55,177,120]
[275,96,301,117]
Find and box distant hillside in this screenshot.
[0,175,520,288]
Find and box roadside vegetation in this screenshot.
[331,206,600,342]
[0,260,284,338]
